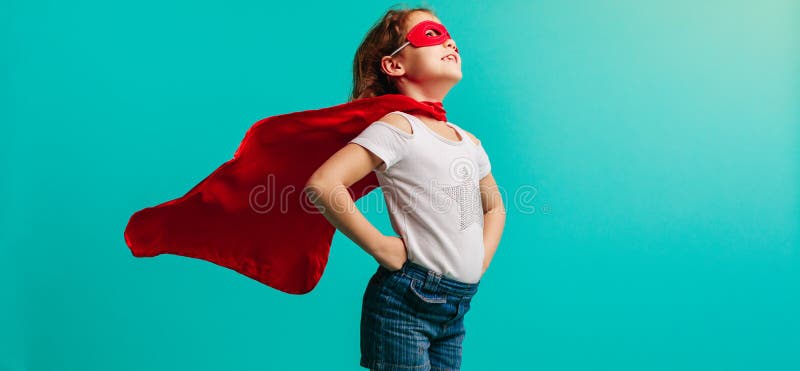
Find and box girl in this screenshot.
[305,6,506,371]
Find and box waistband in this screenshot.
[382,260,480,297]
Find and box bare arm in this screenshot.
[303,114,409,270]
[479,172,506,275]
[461,130,507,276]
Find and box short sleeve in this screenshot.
[349,121,412,172]
[476,142,492,179]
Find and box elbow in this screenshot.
[304,173,326,197]
[497,203,507,216]
[484,202,507,216]
[304,171,340,198]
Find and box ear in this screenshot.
[380,56,405,78]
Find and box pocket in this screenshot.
[408,279,448,304]
[457,296,473,318]
[433,296,473,326]
[369,265,398,293]
[375,270,412,310]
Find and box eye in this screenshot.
[425,29,441,37]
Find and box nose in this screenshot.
[444,38,458,54]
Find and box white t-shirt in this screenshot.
[348,110,491,283]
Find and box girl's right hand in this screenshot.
[373,235,408,272]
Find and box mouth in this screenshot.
[441,53,458,63]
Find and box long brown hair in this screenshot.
[349,5,436,101]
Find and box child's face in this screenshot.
[387,11,462,87]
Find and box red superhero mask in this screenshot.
[389,20,458,56]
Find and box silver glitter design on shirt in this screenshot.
[440,177,483,230]
[437,157,483,231]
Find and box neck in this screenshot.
[397,80,455,104]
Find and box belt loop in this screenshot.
[424,269,442,291]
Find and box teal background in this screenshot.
[2,0,798,370]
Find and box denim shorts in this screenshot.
[360,260,480,371]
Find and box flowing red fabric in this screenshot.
[124,94,447,294]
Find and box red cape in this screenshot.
[124,94,447,294]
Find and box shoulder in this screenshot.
[376,112,413,134]
[459,128,481,146]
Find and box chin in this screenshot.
[449,72,463,83]
[450,67,463,79]
[443,76,462,91]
